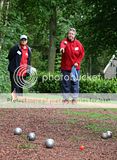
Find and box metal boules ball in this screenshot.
[106,131,112,138]
[14,127,22,135]
[101,132,108,139]
[27,132,36,141]
[45,138,55,148]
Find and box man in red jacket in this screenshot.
[60,28,85,104]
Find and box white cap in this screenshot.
[20,35,27,40]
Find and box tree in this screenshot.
[0,0,10,52]
[16,0,85,72]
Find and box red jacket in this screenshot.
[60,38,85,70]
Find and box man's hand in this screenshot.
[74,63,78,67]
[60,48,65,53]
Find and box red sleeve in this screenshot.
[77,41,85,64]
[60,38,68,49]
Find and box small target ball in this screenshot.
[80,145,85,151]
[45,138,55,148]
[27,132,36,141]
[14,127,22,135]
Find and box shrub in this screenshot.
[30,72,117,93]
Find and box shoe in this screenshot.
[62,99,69,104]
[72,99,77,104]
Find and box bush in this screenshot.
[30,72,117,93]
[30,72,61,93]
[80,75,117,93]
[0,52,10,93]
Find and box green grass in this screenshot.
[18,143,37,149]
[64,109,117,121]
[49,118,78,125]
[64,109,117,135]
[87,112,117,120]
[84,123,114,133]
[67,118,78,124]
[20,134,28,141]
[17,134,37,149]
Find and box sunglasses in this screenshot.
[20,38,27,41]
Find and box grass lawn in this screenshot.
[63,109,117,134]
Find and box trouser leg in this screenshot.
[15,76,26,95]
[61,70,71,100]
[71,70,80,100]
[10,72,16,93]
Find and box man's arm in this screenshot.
[60,39,67,53]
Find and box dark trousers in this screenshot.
[10,72,25,94]
[61,70,80,100]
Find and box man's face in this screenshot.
[20,39,27,46]
[67,31,76,41]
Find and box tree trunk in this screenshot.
[4,0,10,26]
[0,0,9,25]
[0,0,4,53]
[0,0,4,18]
[48,7,57,72]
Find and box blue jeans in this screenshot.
[61,70,80,100]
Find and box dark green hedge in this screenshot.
[30,72,117,93]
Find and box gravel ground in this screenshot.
[0,108,117,160]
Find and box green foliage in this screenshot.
[0,53,10,93]
[54,53,61,72]
[31,72,61,93]
[31,49,48,71]
[0,0,117,92]
[0,1,28,93]
[31,72,117,93]
[80,75,117,93]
